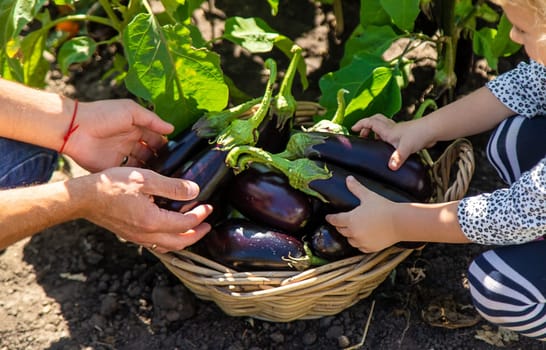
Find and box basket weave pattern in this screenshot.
[153,138,475,322]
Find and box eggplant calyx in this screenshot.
[270,45,301,129]
[303,89,349,135]
[216,59,277,150]
[193,97,262,139]
[277,131,328,160]
[282,243,330,271]
[225,145,332,202]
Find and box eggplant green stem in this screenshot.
[193,97,261,138]
[304,89,349,134]
[270,45,301,129]
[413,98,438,167]
[215,60,277,149]
[225,145,332,202]
[277,132,327,160]
[283,243,330,270]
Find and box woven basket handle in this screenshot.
[429,138,475,203]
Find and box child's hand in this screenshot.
[352,114,435,170]
[325,176,401,253]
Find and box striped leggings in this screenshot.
[468,115,546,340]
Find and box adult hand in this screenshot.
[325,176,400,253]
[352,114,435,170]
[64,99,173,172]
[78,167,213,253]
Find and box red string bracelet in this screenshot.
[59,99,79,153]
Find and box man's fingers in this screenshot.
[128,99,174,135]
[141,222,212,253]
[139,170,200,201]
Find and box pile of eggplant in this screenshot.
[148,47,434,271]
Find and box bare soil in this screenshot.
[1,1,544,349]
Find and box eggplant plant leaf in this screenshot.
[360,0,391,27]
[473,14,521,71]
[319,56,402,127]
[223,16,308,90]
[341,25,400,67]
[0,0,47,83]
[380,0,420,32]
[123,13,228,134]
[58,36,97,75]
[20,28,49,87]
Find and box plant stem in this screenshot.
[97,0,123,32]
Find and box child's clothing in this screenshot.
[463,60,546,340]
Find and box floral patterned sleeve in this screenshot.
[486,60,546,118]
[457,157,546,245]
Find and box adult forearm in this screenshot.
[0,78,75,151]
[0,179,86,248]
[425,87,515,142]
[392,201,471,244]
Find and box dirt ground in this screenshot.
[1,1,545,350]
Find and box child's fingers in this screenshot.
[345,175,370,200]
[352,114,394,138]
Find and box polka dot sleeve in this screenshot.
[486,60,546,118]
[457,157,546,245]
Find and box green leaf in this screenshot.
[341,24,400,67]
[161,0,205,23]
[224,16,308,90]
[123,13,228,133]
[318,54,397,124]
[58,36,97,75]
[472,14,521,71]
[0,0,48,83]
[20,29,49,87]
[380,0,420,32]
[0,0,47,45]
[223,17,279,53]
[343,66,402,126]
[360,0,391,27]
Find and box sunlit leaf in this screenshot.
[123,13,228,133]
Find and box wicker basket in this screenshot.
[152,137,475,322]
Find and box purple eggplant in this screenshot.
[204,218,306,270]
[278,132,433,201]
[146,127,208,176]
[309,223,360,260]
[147,97,260,176]
[226,146,425,249]
[228,166,312,234]
[155,145,232,212]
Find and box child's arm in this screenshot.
[326,158,546,252]
[325,176,469,252]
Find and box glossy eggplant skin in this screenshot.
[305,133,433,201]
[147,128,209,176]
[309,161,418,213]
[228,166,312,234]
[309,223,360,260]
[309,162,425,250]
[155,145,233,212]
[205,218,305,270]
[256,114,292,153]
